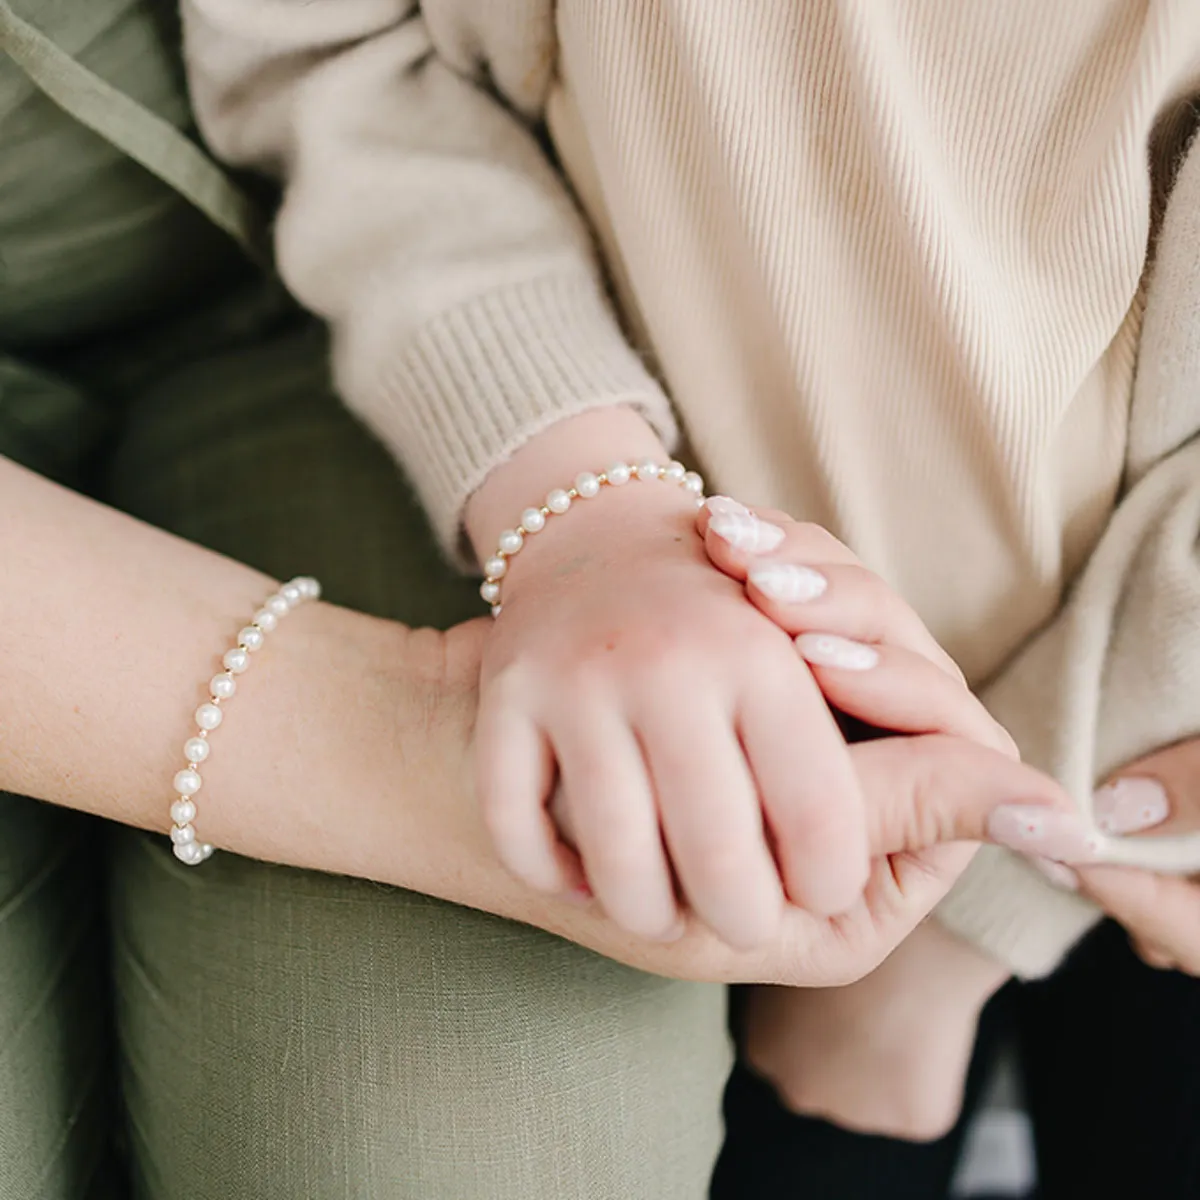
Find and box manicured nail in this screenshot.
[1092,777,1169,834]
[1030,857,1081,892]
[795,632,879,670]
[987,805,1103,863]
[708,512,786,553]
[705,495,751,517]
[749,563,828,603]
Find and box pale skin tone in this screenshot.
[467,405,1200,1142]
[0,452,1078,991]
[705,513,1200,1140]
[9,444,1197,1137]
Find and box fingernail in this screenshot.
[795,632,879,671]
[749,563,828,603]
[987,805,1103,863]
[705,495,751,517]
[1030,857,1081,892]
[1092,777,1170,834]
[708,512,786,553]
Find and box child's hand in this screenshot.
[742,920,1010,1141]
[475,479,873,949]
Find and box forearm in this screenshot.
[0,458,753,981]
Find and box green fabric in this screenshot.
[0,0,251,349]
[0,0,266,262]
[0,4,731,1196]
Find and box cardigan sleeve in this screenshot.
[179,0,676,560]
[936,144,1200,978]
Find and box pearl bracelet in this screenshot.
[480,460,705,615]
[168,575,321,865]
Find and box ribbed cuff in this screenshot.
[935,846,1102,979]
[344,270,678,564]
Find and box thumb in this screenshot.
[855,735,1077,859]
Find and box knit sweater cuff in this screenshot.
[339,270,678,563]
[935,846,1101,979]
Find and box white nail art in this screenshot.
[708,512,786,553]
[705,495,751,517]
[749,563,828,603]
[795,633,879,670]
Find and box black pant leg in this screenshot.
[1017,920,1200,1199]
[712,982,1016,1199]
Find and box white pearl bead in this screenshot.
[484,556,507,580]
[634,458,660,480]
[294,577,321,600]
[682,471,705,495]
[498,529,524,554]
[199,843,215,860]
[574,472,601,498]
[606,462,631,486]
[663,461,687,482]
[546,488,572,514]
[184,737,210,764]
[281,582,302,606]
[171,823,197,846]
[265,594,290,618]
[171,799,197,826]
[210,672,237,700]
[238,625,265,652]
[174,768,202,797]
[491,605,502,618]
[174,840,203,865]
[223,647,250,674]
[519,508,545,533]
[480,580,501,604]
[195,703,223,731]
[252,608,278,633]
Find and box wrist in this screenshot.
[465,407,672,558]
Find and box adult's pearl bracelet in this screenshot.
[480,460,706,616]
[168,575,321,865]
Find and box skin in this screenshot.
[708,508,1200,1138]
[3,451,1075,991]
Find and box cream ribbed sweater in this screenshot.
[181,0,1200,977]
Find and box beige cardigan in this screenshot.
[181,0,1200,977]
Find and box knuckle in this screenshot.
[771,789,862,851]
[685,835,760,893]
[584,827,658,883]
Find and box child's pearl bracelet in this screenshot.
[168,575,321,866]
[480,460,705,615]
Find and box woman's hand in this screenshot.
[1071,739,1200,974]
[0,455,1074,991]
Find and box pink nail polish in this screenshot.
[795,632,879,671]
[708,512,786,553]
[749,563,828,603]
[705,495,751,517]
[1092,777,1169,834]
[987,805,1103,863]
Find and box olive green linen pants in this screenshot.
[0,5,730,1193]
[0,308,731,1200]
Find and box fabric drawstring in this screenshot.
[0,0,268,265]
